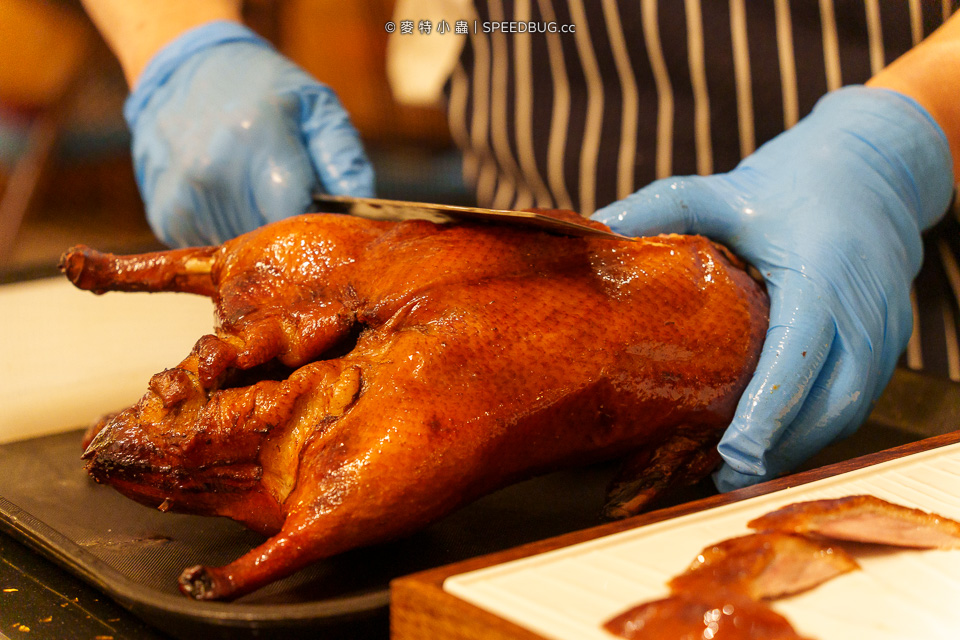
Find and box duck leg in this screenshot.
[178,518,336,600]
[603,429,723,519]
[59,245,218,296]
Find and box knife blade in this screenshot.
[311,194,635,241]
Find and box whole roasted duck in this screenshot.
[60,210,767,600]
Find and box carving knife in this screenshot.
[311,194,635,241]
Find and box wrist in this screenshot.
[80,0,242,87]
[807,86,953,231]
[866,14,960,183]
[123,21,271,130]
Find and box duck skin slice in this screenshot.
[605,533,854,639]
[668,532,858,600]
[603,591,813,640]
[603,531,855,639]
[60,211,768,600]
[748,495,960,549]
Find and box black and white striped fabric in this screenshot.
[447,0,960,381]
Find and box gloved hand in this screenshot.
[124,21,374,247]
[593,86,954,491]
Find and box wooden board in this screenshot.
[391,430,960,640]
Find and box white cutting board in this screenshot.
[445,443,960,640]
[0,277,213,443]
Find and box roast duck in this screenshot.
[60,209,768,600]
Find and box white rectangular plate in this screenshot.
[444,442,960,640]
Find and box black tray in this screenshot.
[0,429,641,639]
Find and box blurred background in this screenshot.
[0,0,468,283]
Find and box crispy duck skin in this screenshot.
[747,495,960,549]
[603,592,812,640]
[605,532,855,639]
[668,532,858,600]
[605,533,853,639]
[61,210,767,601]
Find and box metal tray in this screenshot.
[0,429,636,639]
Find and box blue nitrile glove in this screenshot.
[593,86,954,491]
[124,21,374,247]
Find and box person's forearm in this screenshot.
[868,13,960,181]
[80,0,242,87]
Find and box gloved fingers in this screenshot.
[300,86,375,199]
[128,36,375,247]
[145,124,318,245]
[590,176,736,238]
[871,279,915,405]
[239,108,321,227]
[835,330,899,443]
[145,193,209,248]
[715,273,837,481]
[713,460,764,493]
[244,157,317,228]
[146,163,219,247]
[718,333,876,492]
[837,381,882,441]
